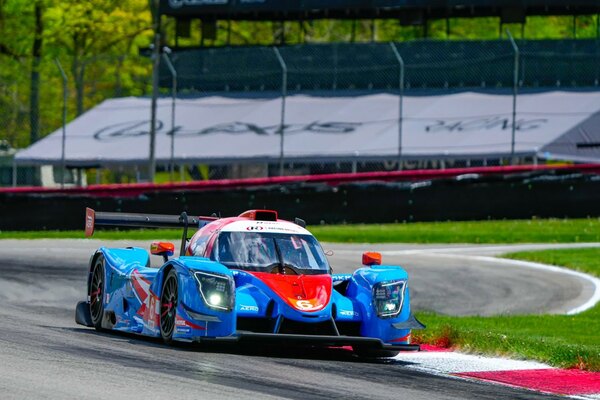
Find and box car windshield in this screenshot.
[213,231,329,274]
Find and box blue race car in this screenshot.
[76,208,424,357]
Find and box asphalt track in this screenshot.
[0,239,597,399]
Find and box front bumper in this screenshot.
[195,331,421,351]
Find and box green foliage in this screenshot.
[0,0,153,148]
[0,5,598,151]
[415,248,600,370]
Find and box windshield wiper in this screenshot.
[271,238,286,274]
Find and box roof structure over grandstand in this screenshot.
[14,91,600,167]
[159,0,600,21]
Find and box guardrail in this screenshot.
[2,164,600,198]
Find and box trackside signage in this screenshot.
[15,91,600,167]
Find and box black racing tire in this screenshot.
[160,269,179,344]
[89,255,106,330]
[353,346,400,359]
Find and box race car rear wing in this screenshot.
[85,208,217,255]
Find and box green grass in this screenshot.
[309,218,600,243]
[3,218,600,243]
[414,248,600,371]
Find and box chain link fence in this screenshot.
[3,38,599,186]
[165,39,599,93]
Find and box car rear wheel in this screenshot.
[160,269,178,344]
[89,255,105,330]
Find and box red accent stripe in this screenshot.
[176,316,206,331]
[456,369,600,395]
[389,333,411,343]
[131,274,148,302]
[3,164,600,198]
[132,271,151,285]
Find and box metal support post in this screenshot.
[148,0,161,183]
[273,47,287,176]
[12,159,16,187]
[54,58,68,188]
[390,42,405,169]
[162,47,177,183]
[506,29,519,165]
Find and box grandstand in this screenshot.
[152,0,600,176]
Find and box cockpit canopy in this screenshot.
[213,231,330,274]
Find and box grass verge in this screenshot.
[2,218,600,243]
[309,218,600,243]
[413,248,600,371]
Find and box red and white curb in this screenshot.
[384,249,600,398]
[396,345,600,398]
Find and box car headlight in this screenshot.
[194,271,235,311]
[373,280,406,318]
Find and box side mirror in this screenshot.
[362,251,382,266]
[151,242,175,262]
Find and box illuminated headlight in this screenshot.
[373,280,406,318]
[194,271,234,311]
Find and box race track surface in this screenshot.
[1,239,595,399]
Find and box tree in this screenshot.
[43,0,152,116]
[30,1,42,144]
[0,0,39,147]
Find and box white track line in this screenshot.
[396,351,552,374]
[468,256,600,315]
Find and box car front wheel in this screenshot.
[160,269,178,344]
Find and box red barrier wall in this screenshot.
[3,164,600,198]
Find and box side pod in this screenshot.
[75,301,94,327]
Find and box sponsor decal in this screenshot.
[93,120,362,141]
[222,220,308,235]
[147,295,157,329]
[175,315,206,331]
[332,274,352,282]
[425,117,548,133]
[176,326,192,334]
[339,310,359,317]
